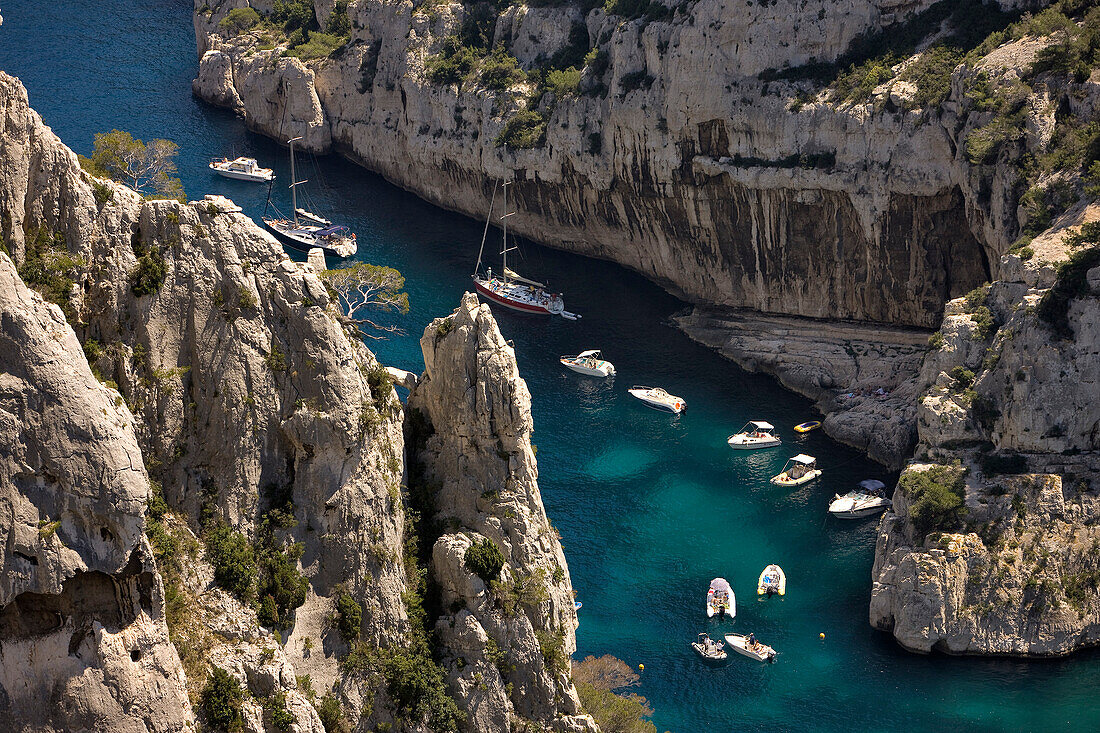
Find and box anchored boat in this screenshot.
[560,350,615,377]
[472,180,579,319]
[829,479,891,519]
[724,633,776,662]
[770,454,822,487]
[629,386,686,414]
[261,136,357,258]
[692,633,728,662]
[757,565,786,596]
[209,156,274,182]
[728,420,781,450]
[794,420,822,433]
[706,577,735,618]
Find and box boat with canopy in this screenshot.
[706,577,735,618]
[828,479,891,519]
[770,454,822,487]
[728,421,781,449]
[560,350,615,377]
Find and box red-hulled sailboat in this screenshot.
[471,180,579,320]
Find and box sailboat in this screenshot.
[262,136,357,258]
[472,180,579,319]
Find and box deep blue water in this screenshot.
[5,2,1100,730]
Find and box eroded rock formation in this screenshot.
[0,252,193,731]
[408,293,596,732]
[192,0,1001,329]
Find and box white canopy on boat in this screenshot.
[504,267,546,288]
[577,350,601,358]
[790,454,816,465]
[751,421,775,430]
[709,577,732,594]
[860,479,886,491]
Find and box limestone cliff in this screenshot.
[0,252,193,731]
[1,67,598,729]
[191,0,1005,330]
[870,241,1100,655]
[408,293,596,732]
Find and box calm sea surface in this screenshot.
[4,2,1100,730]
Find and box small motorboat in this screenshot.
[728,421,781,449]
[706,578,735,618]
[794,420,822,433]
[757,565,786,596]
[829,479,892,519]
[629,386,686,414]
[560,350,615,377]
[692,633,728,662]
[770,454,822,487]
[209,156,275,182]
[724,633,776,662]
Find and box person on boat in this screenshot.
[748,633,756,647]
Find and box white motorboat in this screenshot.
[724,633,776,662]
[209,156,274,182]
[560,350,615,377]
[472,180,579,319]
[770,454,822,487]
[629,386,686,414]
[829,479,892,519]
[757,565,786,596]
[262,137,357,258]
[706,577,735,618]
[727,421,781,450]
[692,633,728,662]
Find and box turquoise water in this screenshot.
[5,2,1100,730]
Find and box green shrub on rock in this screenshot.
[479,46,525,90]
[219,7,261,34]
[495,110,547,149]
[201,667,244,731]
[335,589,363,640]
[464,537,505,582]
[206,524,256,599]
[899,464,968,537]
[1037,246,1100,339]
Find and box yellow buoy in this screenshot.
[819,633,825,640]
[638,663,644,671]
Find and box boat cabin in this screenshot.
[738,420,776,437]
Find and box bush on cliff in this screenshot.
[426,37,478,86]
[900,464,968,537]
[464,537,505,582]
[17,226,83,320]
[1037,245,1100,338]
[285,30,348,60]
[479,45,526,90]
[201,667,244,731]
[335,588,363,640]
[272,0,316,34]
[573,655,657,733]
[206,525,257,599]
[219,7,261,35]
[495,110,547,149]
[90,129,186,200]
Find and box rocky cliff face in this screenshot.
[0,252,193,731]
[191,0,1010,329]
[870,240,1100,655]
[408,293,595,732]
[1,69,594,729]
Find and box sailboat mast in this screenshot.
[289,136,303,226]
[501,180,508,285]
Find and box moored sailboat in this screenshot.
[472,180,579,319]
[261,136,357,258]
